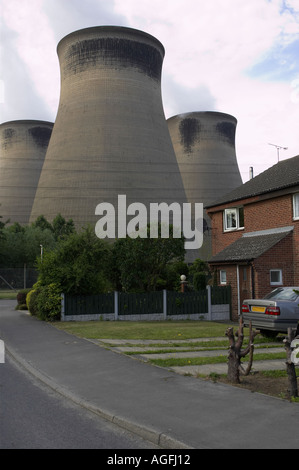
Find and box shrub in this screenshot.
[26,283,42,316]
[16,288,31,310]
[193,272,207,291]
[36,283,62,321]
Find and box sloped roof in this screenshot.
[206,155,299,209]
[209,226,293,263]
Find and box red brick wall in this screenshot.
[253,232,294,299]
[208,192,299,320]
[208,193,296,256]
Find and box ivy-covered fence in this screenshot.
[61,286,231,322]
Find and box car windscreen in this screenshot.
[264,288,299,301]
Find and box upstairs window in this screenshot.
[293,193,299,220]
[224,207,244,231]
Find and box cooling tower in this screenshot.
[167,112,242,260]
[30,26,187,237]
[0,120,53,225]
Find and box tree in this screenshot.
[189,258,210,291]
[0,224,56,267]
[0,211,7,264]
[31,215,53,232]
[112,225,185,292]
[226,316,259,384]
[37,226,112,295]
[52,213,75,240]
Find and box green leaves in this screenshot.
[37,226,112,295]
[111,224,185,292]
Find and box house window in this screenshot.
[224,207,244,231]
[270,269,283,286]
[220,270,227,285]
[293,193,299,220]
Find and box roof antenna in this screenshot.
[268,143,288,162]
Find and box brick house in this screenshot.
[205,154,299,321]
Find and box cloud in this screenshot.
[0,0,298,182]
[162,74,216,118]
[42,0,127,42]
[0,0,59,121]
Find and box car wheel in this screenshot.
[260,329,278,339]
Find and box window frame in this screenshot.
[220,270,227,285]
[293,193,299,220]
[223,206,244,232]
[270,269,283,286]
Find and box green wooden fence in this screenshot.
[63,286,231,317]
[167,290,208,315]
[64,293,114,316]
[211,285,232,305]
[118,291,164,315]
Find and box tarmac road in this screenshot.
[0,353,159,449]
[0,300,299,449]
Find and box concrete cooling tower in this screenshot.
[0,120,54,225]
[30,26,187,237]
[167,112,242,260]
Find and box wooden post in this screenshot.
[226,316,258,384]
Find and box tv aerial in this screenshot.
[268,143,288,162]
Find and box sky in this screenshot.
[0,0,298,182]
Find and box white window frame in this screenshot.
[220,270,227,285]
[270,269,283,286]
[223,207,244,232]
[293,193,299,220]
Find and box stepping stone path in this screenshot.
[91,337,286,377]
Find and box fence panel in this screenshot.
[62,287,231,320]
[118,291,164,316]
[167,290,208,315]
[64,293,114,316]
[211,285,231,305]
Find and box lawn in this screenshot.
[53,320,237,340]
[0,290,17,300]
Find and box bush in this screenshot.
[36,283,62,321]
[193,272,207,291]
[16,288,31,310]
[26,283,42,316]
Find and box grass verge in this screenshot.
[0,290,17,300]
[147,351,286,368]
[53,320,247,340]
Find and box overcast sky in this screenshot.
[1,0,298,182]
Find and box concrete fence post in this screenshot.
[61,293,65,321]
[114,291,118,321]
[163,290,167,319]
[207,285,212,320]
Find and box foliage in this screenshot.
[26,283,42,317]
[36,283,62,321]
[0,210,8,264]
[16,288,31,308]
[189,258,211,290]
[26,281,61,321]
[157,260,189,291]
[0,214,75,268]
[111,225,185,292]
[0,223,56,267]
[31,214,75,240]
[193,272,207,291]
[37,226,112,295]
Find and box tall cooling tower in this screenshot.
[30,26,187,234]
[0,120,53,225]
[167,112,242,260]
